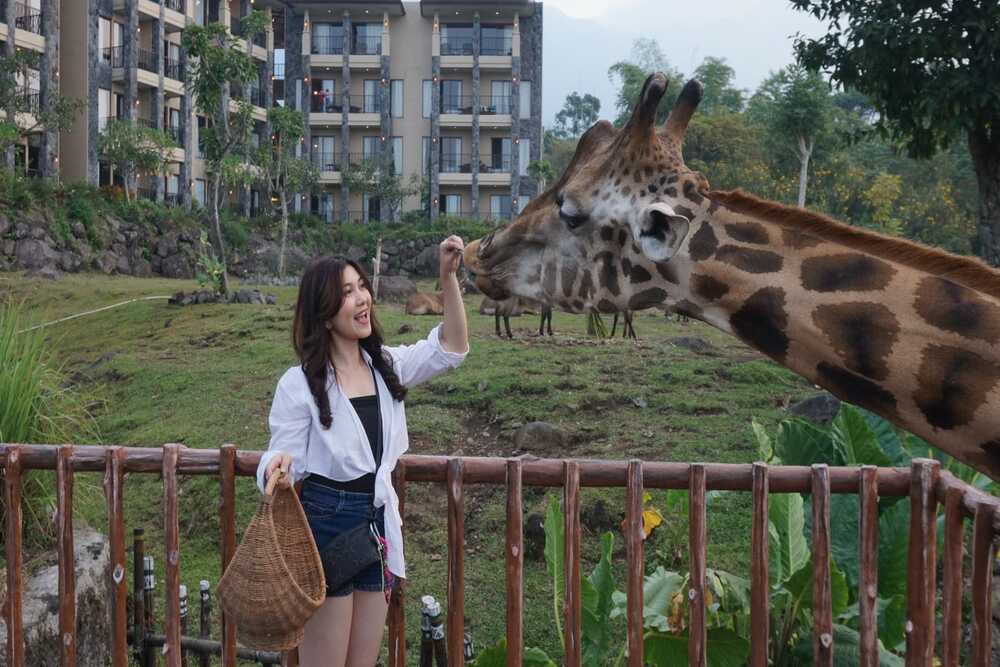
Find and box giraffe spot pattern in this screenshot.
[724,222,770,245]
[542,261,557,297]
[913,344,1000,430]
[978,440,1000,476]
[596,298,618,313]
[730,287,789,361]
[629,288,667,310]
[688,223,719,262]
[812,302,900,382]
[801,254,896,293]
[914,276,1000,345]
[691,273,730,301]
[816,362,899,421]
[561,261,578,299]
[654,260,679,284]
[714,245,784,274]
[673,299,703,320]
[595,252,620,297]
[674,205,695,220]
[579,269,594,299]
[630,264,653,283]
[683,180,704,204]
[600,226,614,242]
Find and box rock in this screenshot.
[524,512,546,562]
[25,265,62,280]
[12,222,30,239]
[669,336,716,354]
[29,225,48,240]
[265,293,277,305]
[58,251,82,273]
[69,221,85,238]
[132,258,153,277]
[513,421,566,453]
[94,251,118,274]
[14,238,60,270]
[377,276,417,303]
[787,393,842,425]
[160,253,194,279]
[0,527,111,667]
[397,323,413,335]
[2,239,16,257]
[345,245,367,262]
[413,244,440,277]
[581,498,618,535]
[0,213,9,236]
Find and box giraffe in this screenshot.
[463,73,1000,480]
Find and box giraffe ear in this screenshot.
[633,203,690,262]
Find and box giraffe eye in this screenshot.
[557,195,588,229]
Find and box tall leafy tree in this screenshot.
[553,92,601,139]
[261,105,318,276]
[692,57,744,115]
[748,65,833,207]
[607,38,682,127]
[791,0,1000,265]
[341,155,420,224]
[98,119,176,203]
[527,158,555,193]
[182,10,266,295]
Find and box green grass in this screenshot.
[1,272,815,664]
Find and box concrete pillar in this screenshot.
[239,0,251,217]
[39,0,60,179]
[470,11,480,219]
[339,10,351,222]
[179,40,193,208]
[510,14,521,213]
[153,8,165,201]
[429,13,440,220]
[5,0,17,168]
[124,0,138,121]
[379,13,391,220]
[86,0,99,185]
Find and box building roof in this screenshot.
[269,1,407,17]
[419,0,537,18]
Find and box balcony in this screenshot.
[17,88,39,115]
[163,0,184,12]
[104,45,124,68]
[480,35,512,57]
[165,124,183,145]
[441,38,473,56]
[163,192,183,207]
[480,153,511,174]
[440,153,474,174]
[311,151,338,171]
[13,2,40,35]
[352,34,381,56]
[137,48,156,72]
[231,83,266,108]
[164,56,183,81]
[309,94,381,125]
[311,34,345,56]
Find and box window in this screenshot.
[421,136,430,174]
[440,80,462,114]
[311,193,335,223]
[519,139,530,176]
[312,23,344,55]
[352,23,381,55]
[166,174,179,195]
[98,18,111,57]
[363,79,379,113]
[363,195,382,222]
[490,80,511,114]
[518,195,531,213]
[311,78,336,113]
[520,81,531,120]
[480,24,513,56]
[440,137,462,173]
[441,24,474,56]
[194,179,206,205]
[441,194,461,215]
[488,137,511,172]
[196,116,207,157]
[422,80,432,118]
[98,89,111,131]
[391,137,403,175]
[113,21,125,48]
[312,136,336,170]
[362,136,380,162]
[391,79,403,118]
[490,194,512,220]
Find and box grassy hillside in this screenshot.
[1,272,815,663]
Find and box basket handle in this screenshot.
[265,468,287,497]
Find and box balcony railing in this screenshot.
[440,95,473,115]
[165,124,183,145]
[441,38,474,56]
[104,45,124,68]
[311,34,345,55]
[352,34,381,55]
[163,192,182,207]
[440,153,475,173]
[163,0,185,12]
[311,151,338,171]
[16,89,39,115]
[439,208,478,218]
[480,35,513,56]
[311,93,341,114]
[480,153,511,174]
[164,57,183,81]
[232,84,265,107]
[136,186,157,202]
[440,95,512,115]
[13,2,40,34]
[346,209,384,223]
[137,48,156,72]
[3,444,988,665]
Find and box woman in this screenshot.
[256,236,469,666]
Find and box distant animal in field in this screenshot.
[611,310,637,339]
[479,296,551,338]
[405,292,444,316]
[538,304,552,336]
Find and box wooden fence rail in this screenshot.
[2,443,998,666]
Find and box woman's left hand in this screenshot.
[439,235,465,276]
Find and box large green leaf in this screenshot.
[784,559,850,617]
[645,628,749,667]
[828,494,861,590]
[470,639,557,667]
[775,419,837,466]
[581,532,617,665]
[832,405,892,467]
[751,419,774,462]
[876,500,910,599]
[641,566,686,632]
[878,594,906,652]
[859,407,910,467]
[543,494,565,633]
[769,493,809,587]
[791,624,904,666]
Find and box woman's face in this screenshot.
[327,265,373,341]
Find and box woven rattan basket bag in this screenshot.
[217,470,326,651]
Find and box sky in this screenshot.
[540,0,828,127]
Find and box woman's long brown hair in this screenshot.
[292,255,407,428]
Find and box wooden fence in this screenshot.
[1,443,998,666]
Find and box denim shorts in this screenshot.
[300,478,393,597]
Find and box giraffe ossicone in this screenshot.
[463,72,1000,480]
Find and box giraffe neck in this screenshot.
[664,197,1000,478]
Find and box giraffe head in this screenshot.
[464,73,708,314]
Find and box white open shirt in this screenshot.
[256,324,468,578]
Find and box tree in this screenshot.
[553,92,600,139]
[748,65,833,207]
[0,51,82,170]
[607,38,683,127]
[543,129,576,182]
[790,0,1000,265]
[261,105,318,276]
[98,119,176,202]
[692,57,744,115]
[527,158,554,193]
[182,10,266,295]
[341,155,420,224]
